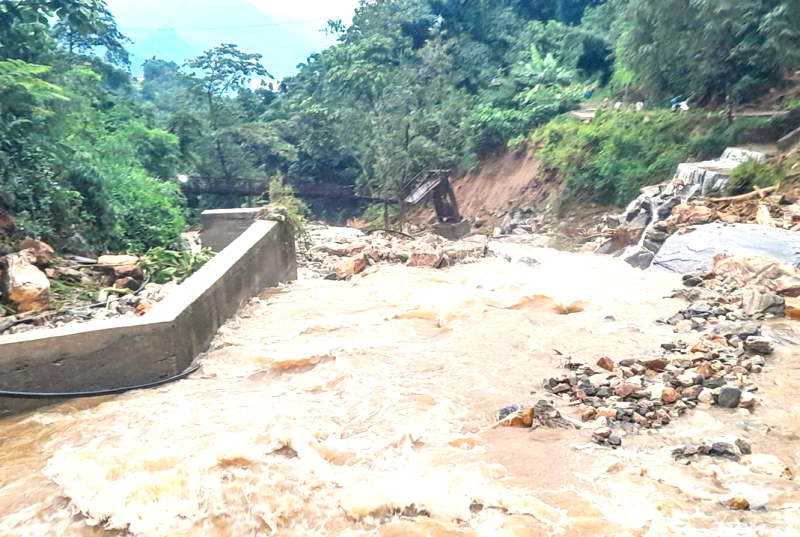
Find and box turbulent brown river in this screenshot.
[2,235,800,536]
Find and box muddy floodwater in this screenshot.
[1,239,799,536]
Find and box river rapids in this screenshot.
[1,233,799,536]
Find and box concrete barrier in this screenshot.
[201,208,261,252]
[0,218,296,418]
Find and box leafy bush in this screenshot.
[533,111,727,205]
[727,160,783,195]
[140,247,215,284]
[259,177,309,237]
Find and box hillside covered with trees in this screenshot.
[2,0,800,251]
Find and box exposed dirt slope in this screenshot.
[411,148,565,231]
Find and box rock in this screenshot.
[443,236,488,262]
[688,302,713,317]
[614,383,637,398]
[486,250,511,262]
[594,427,612,439]
[18,239,55,268]
[552,384,571,395]
[114,277,140,291]
[97,255,141,279]
[642,357,669,371]
[407,244,443,268]
[682,385,704,400]
[499,404,524,421]
[1,254,50,312]
[698,388,715,404]
[785,297,800,320]
[623,248,654,270]
[739,391,757,410]
[501,215,514,235]
[333,254,368,279]
[713,321,759,339]
[713,254,800,297]
[134,301,154,316]
[553,300,584,315]
[653,224,800,274]
[607,435,622,447]
[781,189,800,205]
[745,336,775,355]
[725,497,750,511]
[741,290,785,317]
[517,257,540,267]
[597,357,614,372]
[695,363,714,379]
[362,265,381,277]
[677,372,701,387]
[64,233,96,258]
[716,386,742,408]
[662,387,679,403]
[664,204,719,230]
[314,242,351,257]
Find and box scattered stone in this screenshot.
[518,257,540,267]
[642,357,669,371]
[18,239,55,268]
[741,290,785,317]
[725,497,750,511]
[745,336,775,355]
[698,389,714,404]
[715,386,742,408]
[662,387,679,403]
[596,357,614,372]
[739,391,757,410]
[333,254,368,279]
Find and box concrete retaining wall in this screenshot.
[0,219,296,418]
[201,208,261,252]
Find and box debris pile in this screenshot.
[300,226,489,279]
[498,399,579,430]
[661,253,800,331]
[1,243,173,337]
[539,326,773,447]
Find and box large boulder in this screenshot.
[652,224,800,273]
[19,239,55,268]
[442,235,488,263]
[97,255,142,279]
[333,254,368,279]
[407,243,443,268]
[712,254,800,296]
[1,253,50,312]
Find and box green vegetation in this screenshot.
[727,160,784,195]
[533,111,736,204]
[140,247,215,284]
[260,178,310,238]
[2,0,800,242]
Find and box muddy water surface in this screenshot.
[1,239,799,536]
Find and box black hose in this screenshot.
[0,363,202,399]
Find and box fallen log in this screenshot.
[705,184,780,203]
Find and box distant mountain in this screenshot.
[107,0,339,79]
[128,26,196,75]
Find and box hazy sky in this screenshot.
[249,0,360,21]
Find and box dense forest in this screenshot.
[2,0,800,252]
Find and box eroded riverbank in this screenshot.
[1,234,799,536]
